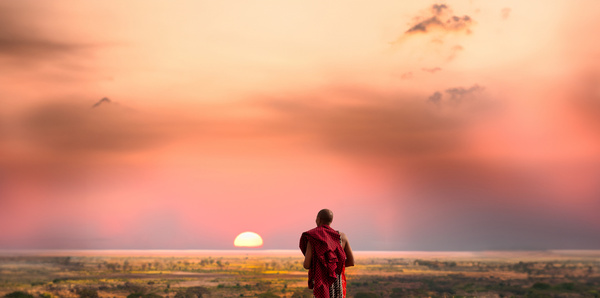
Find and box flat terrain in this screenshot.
[1,250,599,297]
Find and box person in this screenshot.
[299,209,355,298]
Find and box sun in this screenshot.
[234,232,263,248]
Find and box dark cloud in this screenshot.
[1,99,198,194]
[392,5,473,62]
[0,3,92,65]
[404,4,473,35]
[12,97,268,164]
[431,4,449,15]
[404,4,451,34]
[92,97,111,108]
[428,91,442,105]
[261,86,493,163]
[422,67,442,73]
[406,16,446,33]
[445,84,485,102]
[427,84,486,107]
[22,101,166,154]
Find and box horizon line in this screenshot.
[2,248,600,256]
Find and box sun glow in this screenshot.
[234,232,263,247]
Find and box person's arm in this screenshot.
[341,232,354,267]
[303,242,312,269]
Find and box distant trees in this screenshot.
[173,286,210,298]
[123,260,130,271]
[75,287,99,298]
[512,261,534,274]
[4,292,34,298]
[103,262,120,272]
[414,259,457,269]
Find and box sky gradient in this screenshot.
[1,1,600,251]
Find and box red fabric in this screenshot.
[342,266,346,297]
[300,225,346,298]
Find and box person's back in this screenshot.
[299,209,355,298]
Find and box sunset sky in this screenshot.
[1,1,600,251]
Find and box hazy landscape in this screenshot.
[1,250,599,297]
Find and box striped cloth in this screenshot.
[327,266,346,298]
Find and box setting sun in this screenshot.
[234,232,263,248]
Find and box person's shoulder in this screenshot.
[339,232,349,241]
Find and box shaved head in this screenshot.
[317,209,334,225]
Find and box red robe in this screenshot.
[300,225,346,298]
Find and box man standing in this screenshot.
[300,209,355,298]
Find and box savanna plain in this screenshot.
[1,250,599,298]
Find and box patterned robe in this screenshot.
[300,225,347,298]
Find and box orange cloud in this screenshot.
[501,8,512,20]
[422,67,442,74]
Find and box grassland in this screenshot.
[1,250,599,297]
